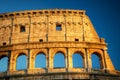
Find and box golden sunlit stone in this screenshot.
[0,9,120,80]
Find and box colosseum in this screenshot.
[0,9,120,80]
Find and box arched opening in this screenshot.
[91,53,101,69]
[72,53,83,68]
[16,54,27,70]
[54,52,65,68]
[35,53,46,68]
[0,56,8,72]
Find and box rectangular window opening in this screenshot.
[56,24,62,31]
[3,42,6,45]
[20,25,26,32]
[39,39,43,42]
[75,38,79,41]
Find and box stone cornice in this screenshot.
[0,9,85,19]
[0,41,107,52]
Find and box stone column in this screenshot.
[28,49,34,69]
[87,49,92,72]
[9,51,16,72]
[7,51,11,73]
[84,48,88,72]
[68,48,73,71]
[27,49,30,69]
[65,48,68,69]
[46,48,49,73]
[27,49,35,74]
[102,49,108,72]
[48,48,53,72]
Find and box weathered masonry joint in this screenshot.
[0,9,120,80]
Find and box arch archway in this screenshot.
[35,53,46,68]
[72,53,83,68]
[16,53,27,70]
[54,52,65,68]
[0,55,8,72]
[91,52,102,69]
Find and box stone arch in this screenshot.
[13,51,28,61]
[54,51,66,57]
[0,52,8,58]
[29,49,48,69]
[34,52,46,68]
[0,55,8,59]
[72,51,84,68]
[69,48,85,57]
[53,51,66,68]
[91,52,103,69]
[88,49,105,69]
[0,54,8,72]
[69,48,86,68]
[73,51,84,58]
[10,50,28,71]
[15,53,27,70]
[51,48,67,58]
[31,49,47,58]
[33,51,47,58]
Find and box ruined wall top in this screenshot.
[0,9,85,18]
[0,9,105,46]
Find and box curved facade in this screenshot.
[0,9,119,80]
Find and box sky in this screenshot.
[0,0,120,70]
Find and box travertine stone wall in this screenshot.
[0,9,119,79]
[0,9,100,45]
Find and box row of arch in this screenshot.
[0,51,101,72]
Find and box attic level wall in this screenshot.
[0,18,11,45]
[0,10,101,45]
[83,15,100,42]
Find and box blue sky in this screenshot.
[0,0,120,70]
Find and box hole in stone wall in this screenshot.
[0,15,3,18]
[39,11,43,14]
[3,42,6,46]
[9,14,14,17]
[39,39,43,42]
[56,24,62,31]
[75,38,79,41]
[20,25,26,32]
[16,13,20,16]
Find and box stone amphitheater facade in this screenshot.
[0,9,120,80]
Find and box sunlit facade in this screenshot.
[0,9,120,80]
